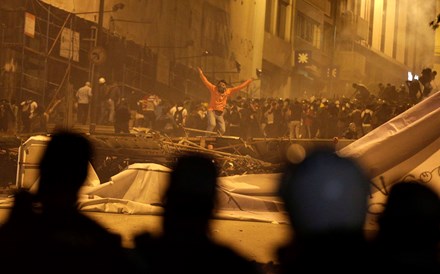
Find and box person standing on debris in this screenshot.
[97,77,111,125]
[107,81,122,124]
[352,83,370,104]
[75,81,92,124]
[19,98,38,133]
[138,92,160,129]
[197,67,252,135]
[419,68,437,99]
[114,98,131,134]
[169,101,187,137]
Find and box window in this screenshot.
[380,0,387,52]
[296,12,321,49]
[323,23,334,54]
[276,0,289,39]
[265,0,273,32]
[392,0,399,59]
[325,0,332,17]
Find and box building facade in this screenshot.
[263,0,436,100]
[0,0,436,113]
[40,0,264,101]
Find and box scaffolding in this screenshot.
[0,0,157,128]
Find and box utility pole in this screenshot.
[329,0,339,97]
[89,0,105,134]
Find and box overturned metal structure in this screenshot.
[86,129,347,182]
[2,124,350,188]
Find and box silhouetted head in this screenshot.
[279,149,370,236]
[37,130,93,208]
[378,181,440,245]
[163,152,218,234]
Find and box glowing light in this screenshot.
[286,144,306,164]
[297,53,309,64]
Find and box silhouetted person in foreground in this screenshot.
[0,130,136,273]
[134,152,262,274]
[371,181,440,273]
[276,148,372,274]
[0,188,39,273]
[37,130,140,273]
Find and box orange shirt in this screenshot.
[199,73,252,111]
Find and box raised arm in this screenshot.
[197,67,215,90]
[229,78,253,93]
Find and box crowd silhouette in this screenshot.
[0,129,439,273]
[276,148,373,274]
[371,181,440,273]
[134,152,262,274]
[0,130,136,273]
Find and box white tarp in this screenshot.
[337,91,440,211]
[84,163,172,205]
[79,163,287,223]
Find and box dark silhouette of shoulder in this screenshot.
[372,181,440,273]
[0,130,138,274]
[134,152,262,274]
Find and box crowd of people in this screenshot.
[125,66,438,140]
[0,130,439,273]
[0,67,436,139]
[132,75,436,141]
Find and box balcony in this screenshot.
[339,12,369,41]
[263,32,292,69]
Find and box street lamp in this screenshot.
[73,2,125,15]
[174,50,210,60]
[109,17,152,24]
[203,60,242,74]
